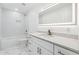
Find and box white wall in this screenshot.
[1,8,26,37]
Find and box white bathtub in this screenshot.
[0,36,27,50]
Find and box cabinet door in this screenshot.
[28,37,53,55]
[54,45,78,55]
[28,44,39,55]
[40,47,53,55]
[30,36,53,53]
[26,35,53,55]
[36,46,53,55]
[26,38,38,55]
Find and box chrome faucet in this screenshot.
[48,29,52,35]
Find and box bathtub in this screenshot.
[0,36,27,50]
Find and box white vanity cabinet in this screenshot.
[54,45,78,55]
[31,36,54,53]
[26,35,79,55]
[26,35,54,55]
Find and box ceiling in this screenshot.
[0,3,54,14]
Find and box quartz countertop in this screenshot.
[29,32,79,54]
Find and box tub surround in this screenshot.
[29,32,79,54]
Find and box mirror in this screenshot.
[39,3,77,26]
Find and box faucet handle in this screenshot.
[48,29,52,35]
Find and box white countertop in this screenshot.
[29,32,79,53]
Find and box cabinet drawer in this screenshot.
[31,36,53,53]
[54,45,78,55]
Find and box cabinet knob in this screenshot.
[58,51,65,55]
[39,48,42,54]
[37,47,39,53]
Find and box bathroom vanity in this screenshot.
[29,3,79,55]
[25,32,79,55]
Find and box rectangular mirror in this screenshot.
[39,3,77,26]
